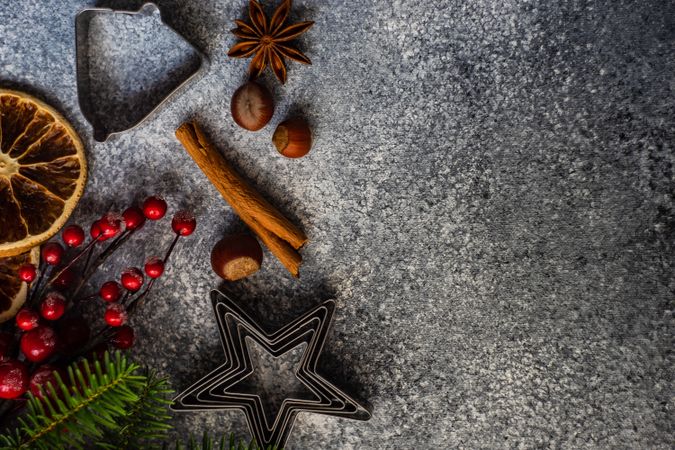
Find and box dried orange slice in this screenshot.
[0,89,86,257]
[0,247,39,322]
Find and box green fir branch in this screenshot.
[0,353,279,450]
[169,432,278,450]
[0,352,146,449]
[96,370,174,449]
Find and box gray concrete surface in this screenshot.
[1,0,673,448]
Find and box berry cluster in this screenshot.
[0,196,196,400]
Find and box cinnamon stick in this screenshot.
[242,215,302,277]
[177,122,307,249]
[175,121,305,277]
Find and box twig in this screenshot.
[29,266,53,308]
[71,229,136,300]
[44,238,98,289]
[126,234,179,313]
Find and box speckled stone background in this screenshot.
[1,0,674,448]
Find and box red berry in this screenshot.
[0,360,28,399]
[99,212,122,239]
[16,309,40,331]
[0,332,13,361]
[122,206,146,230]
[57,316,90,355]
[40,292,66,321]
[90,221,103,239]
[104,304,127,327]
[144,257,164,279]
[62,224,85,247]
[110,325,135,349]
[99,281,122,302]
[18,264,37,283]
[172,210,197,236]
[41,242,64,266]
[53,267,76,289]
[20,326,58,362]
[29,365,59,399]
[120,267,144,292]
[142,196,167,220]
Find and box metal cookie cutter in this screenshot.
[75,3,207,142]
[172,290,371,448]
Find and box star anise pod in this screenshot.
[227,0,314,84]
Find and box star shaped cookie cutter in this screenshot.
[172,290,371,448]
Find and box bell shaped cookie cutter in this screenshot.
[75,3,208,142]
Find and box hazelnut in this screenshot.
[211,234,263,281]
[272,118,312,158]
[231,81,274,131]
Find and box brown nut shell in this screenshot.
[272,118,312,158]
[211,234,263,281]
[231,82,274,131]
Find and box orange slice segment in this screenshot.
[0,247,39,323]
[0,89,86,257]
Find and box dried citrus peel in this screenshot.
[0,89,87,257]
[0,247,39,323]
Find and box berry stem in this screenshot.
[126,279,155,313]
[90,325,111,342]
[93,229,131,269]
[126,234,180,313]
[44,238,98,289]
[27,258,46,305]
[120,291,131,305]
[82,241,96,272]
[93,229,134,268]
[104,229,130,252]
[69,241,100,301]
[164,234,180,264]
[82,241,95,274]
[75,326,114,359]
[72,293,98,305]
[29,265,53,308]
[71,229,135,300]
